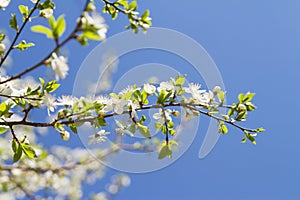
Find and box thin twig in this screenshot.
[0,0,41,68]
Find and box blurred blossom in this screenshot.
[88,130,110,145]
[0,0,10,8]
[51,53,69,80]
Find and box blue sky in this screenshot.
[2,0,300,199]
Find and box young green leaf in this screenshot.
[0,127,7,134]
[9,14,18,32]
[13,142,23,162]
[31,25,53,38]
[158,144,172,159]
[54,15,66,37]
[18,5,29,17]
[14,40,35,51]
[137,123,151,138]
[21,143,37,159]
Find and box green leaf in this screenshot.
[18,5,29,17]
[69,124,78,134]
[219,122,228,134]
[12,139,17,153]
[31,25,53,38]
[175,75,185,86]
[169,129,176,136]
[14,40,35,51]
[21,143,37,159]
[54,15,66,37]
[9,14,18,32]
[242,92,255,103]
[157,90,166,104]
[245,102,256,111]
[129,124,136,134]
[45,80,60,93]
[82,30,102,40]
[139,115,146,125]
[48,16,56,31]
[238,93,244,103]
[241,137,247,143]
[137,124,151,138]
[0,33,5,42]
[256,127,265,133]
[13,142,23,162]
[244,131,257,145]
[0,127,7,134]
[38,0,55,10]
[0,102,7,113]
[158,144,172,159]
[141,10,150,20]
[128,0,137,10]
[217,91,225,103]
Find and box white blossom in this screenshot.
[157,80,174,93]
[81,12,107,39]
[0,0,10,8]
[194,91,214,105]
[143,83,156,94]
[51,53,69,80]
[184,83,206,96]
[43,92,56,116]
[106,98,128,114]
[55,95,78,106]
[115,120,133,136]
[128,100,139,119]
[40,8,53,18]
[88,130,110,145]
[30,0,38,3]
[153,108,172,124]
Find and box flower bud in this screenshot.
[237,104,246,112]
[60,130,70,141]
[39,8,53,18]
[86,3,96,12]
[172,110,180,117]
[0,43,6,52]
[213,86,221,95]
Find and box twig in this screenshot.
[0,0,41,68]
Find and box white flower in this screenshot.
[153,108,172,124]
[0,0,10,8]
[60,130,70,141]
[115,120,133,136]
[119,85,140,97]
[88,130,110,145]
[51,53,69,80]
[157,80,174,93]
[184,83,206,96]
[30,0,38,3]
[55,95,78,106]
[43,92,56,116]
[81,12,107,40]
[194,91,214,105]
[40,8,53,18]
[106,98,128,114]
[143,83,156,94]
[128,100,139,119]
[0,43,5,52]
